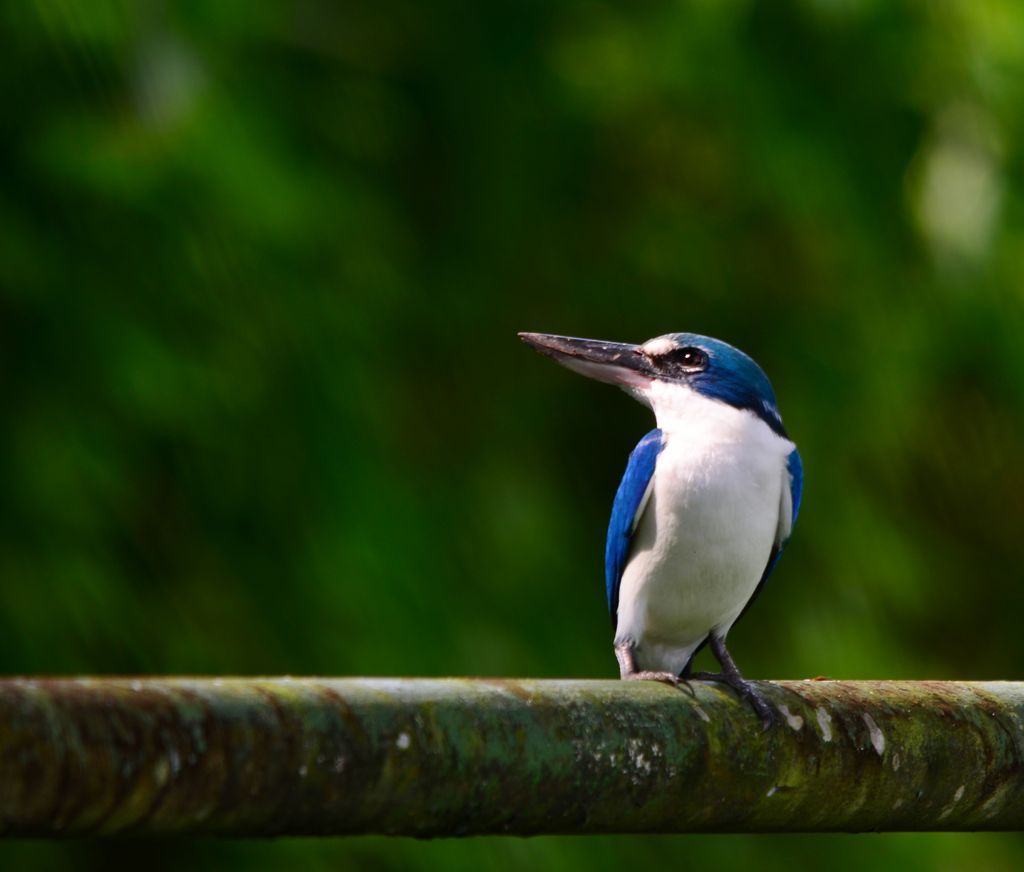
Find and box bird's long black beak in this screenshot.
[518,332,655,389]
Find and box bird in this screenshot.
[519,331,802,727]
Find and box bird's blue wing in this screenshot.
[735,446,803,623]
[604,428,664,629]
[785,447,804,532]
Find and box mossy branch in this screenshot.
[1,677,1022,835]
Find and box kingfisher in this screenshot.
[519,331,802,726]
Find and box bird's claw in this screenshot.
[624,670,695,696]
[625,669,680,686]
[691,671,774,730]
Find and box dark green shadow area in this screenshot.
[6,834,1024,872]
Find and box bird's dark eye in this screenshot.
[667,346,708,372]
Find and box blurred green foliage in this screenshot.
[3,0,1024,867]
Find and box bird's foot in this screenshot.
[614,643,695,695]
[691,670,774,729]
[622,671,696,700]
[622,671,688,691]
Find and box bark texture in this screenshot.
[1,677,1022,835]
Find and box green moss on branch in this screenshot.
[1,678,1023,835]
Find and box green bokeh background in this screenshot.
[4,0,1024,867]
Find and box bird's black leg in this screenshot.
[615,642,692,693]
[690,636,774,728]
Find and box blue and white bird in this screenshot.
[519,331,802,726]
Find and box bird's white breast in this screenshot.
[615,383,794,675]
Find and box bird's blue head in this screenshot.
[519,331,786,437]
